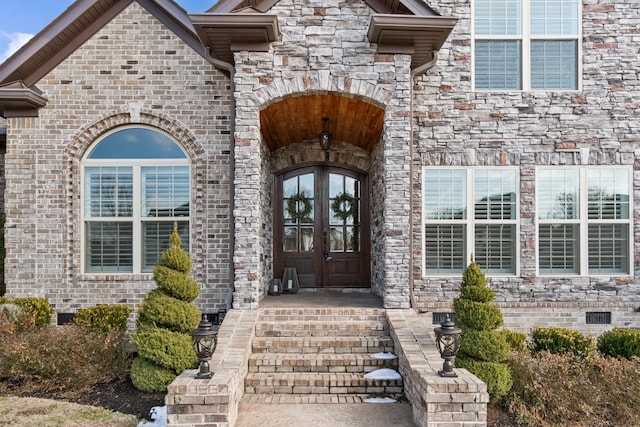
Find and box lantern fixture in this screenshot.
[433,314,462,377]
[319,117,332,153]
[191,314,218,379]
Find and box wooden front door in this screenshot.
[274,166,370,288]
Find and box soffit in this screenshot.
[260,94,385,152]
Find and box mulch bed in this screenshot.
[1,378,165,421]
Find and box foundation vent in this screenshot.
[57,313,75,325]
[432,312,456,324]
[586,312,611,325]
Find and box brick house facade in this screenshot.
[0,0,638,333]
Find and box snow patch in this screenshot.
[137,406,167,427]
[363,368,402,380]
[364,397,398,404]
[371,352,397,360]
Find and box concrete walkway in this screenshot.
[236,402,415,426]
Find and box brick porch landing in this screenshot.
[166,292,488,427]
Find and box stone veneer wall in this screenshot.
[3,2,234,324]
[411,0,640,326]
[230,0,413,308]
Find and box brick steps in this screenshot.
[255,320,388,337]
[249,352,398,373]
[244,307,404,404]
[244,372,403,395]
[241,393,385,404]
[252,336,394,354]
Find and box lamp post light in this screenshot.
[434,314,462,377]
[191,314,218,379]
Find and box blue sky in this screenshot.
[0,0,216,63]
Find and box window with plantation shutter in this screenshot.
[473,0,580,90]
[82,127,190,274]
[424,168,518,275]
[536,167,631,276]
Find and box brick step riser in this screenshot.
[258,309,386,317]
[249,360,398,374]
[252,337,394,354]
[245,384,404,395]
[255,322,388,336]
[245,377,403,395]
[257,315,387,322]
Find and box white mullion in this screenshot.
[132,165,142,273]
[578,168,588,275]
[466,170,474,266]
[522,0,531,90]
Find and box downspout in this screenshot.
[202,48,237,310]
[408,50,439,310]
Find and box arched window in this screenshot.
[82,126,190,273]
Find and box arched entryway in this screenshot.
[274,165,371,288]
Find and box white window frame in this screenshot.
[471,0,582,91]
[422,167,520,277]
[535,166,633,277]
[81,126,191,275]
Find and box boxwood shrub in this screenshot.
[597,328,640,359]
[531,326,595,358]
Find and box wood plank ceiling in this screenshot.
[260,94,385,152]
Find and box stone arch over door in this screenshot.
[232,72,412,309]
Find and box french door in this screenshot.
[274,166,370,288]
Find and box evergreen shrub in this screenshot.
[130,223,201,393]
[454,259,512,403]
[73,304,132,335]
[531,326,595,358]
[597,327,640,359]
[132,325,197,372]
[501,329,527,353]
[130,357,178,393]
[9,297,52,327]
[138,289,201,333]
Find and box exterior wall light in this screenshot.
[434,314,462,377]
[319,117,331,155]
[191,314,218,379]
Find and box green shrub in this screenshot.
[459,328,510,362]
[531,326,596,358]
[153,265,200,302]
[454,260,511,403]
[139,289,201,333]
[130,356,178,393]
[454,299,503,331]
[501,329,527,353]
[598,328,640,359]
[506,351,640,426]
[0,324,129,393]
[457,358,513,404]
[132,325,197,372]
[11,297,52,327]
[73,304,132,335]
[130,223,202,392]
[459,284,495,303]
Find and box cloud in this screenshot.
[0,31,34,63]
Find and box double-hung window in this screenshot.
[473,0,580,90]
[537,167,632,275]
[424,168,518,275]
[82,127,190,273]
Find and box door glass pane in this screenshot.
[283,173,314,252]
[330,227,344,251]
[329,173,361,253]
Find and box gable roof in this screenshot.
[0,0,204,117]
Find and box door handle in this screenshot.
[324,252,332,262]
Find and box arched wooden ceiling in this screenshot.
[260,94,385,152]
